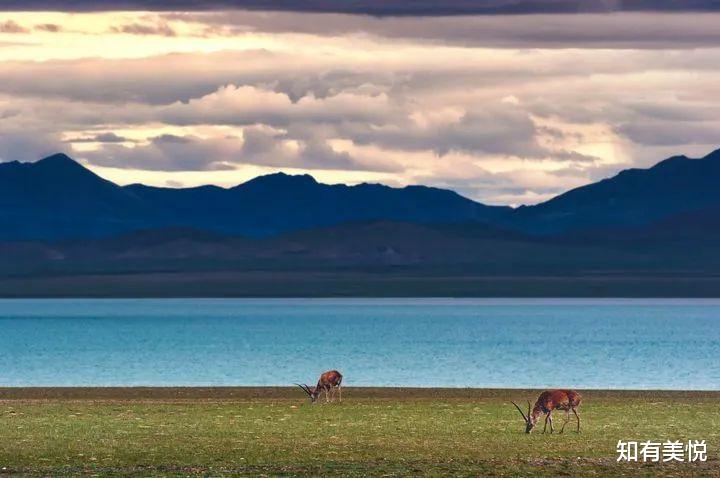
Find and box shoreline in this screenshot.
[2,387,720,401]
[3,272,720,298]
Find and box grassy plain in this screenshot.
[0,388,719,477]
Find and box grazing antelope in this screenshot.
[511,389,581,434]
[296,370,343,404]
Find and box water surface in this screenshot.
[0,298,718,389]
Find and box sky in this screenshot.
[1,2,719,205]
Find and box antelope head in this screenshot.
[295,383,319,403]
[511,400,537,433]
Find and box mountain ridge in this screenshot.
[0,153,510,240]
[1,147,720,241]
[504,147,720,234]
[3,149,720,296]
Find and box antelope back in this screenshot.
[319,370,343,387]
[565,390,582,408]
[540,389,581,411]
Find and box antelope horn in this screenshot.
[510,401,528,421]
[294,383,312,396]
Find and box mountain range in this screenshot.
[2,148,720,296]
[508,148,720,235]
[0,153,508,240]
[2,148,720,241]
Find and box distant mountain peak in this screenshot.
[650,148,720,172]
[237,172,319,189]
[36,153,79,167]
[31,153,113,184]
[40,152,73,161]
[3,146,720,242]
[650,154,691,170]
[652,148,720,169]
[31,153,102,178]
[266,172,317,182]
[703,148,720,160]
[508,146,720,235]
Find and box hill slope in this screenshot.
[126,172,510,237]
[0,154,157,239]
[2,148,720,241]
[0,154,509,240]
[509,148,720,234]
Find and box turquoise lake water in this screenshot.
[0,298,718,389]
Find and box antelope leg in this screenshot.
[548,412,554,434]
[560,410,570,434]
[573,408,581,432]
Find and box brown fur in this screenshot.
[532,389,582,415]
[513,389,582,434]
[298,370,343,403]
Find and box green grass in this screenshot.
[1,388,719,477]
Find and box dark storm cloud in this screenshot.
[2,0,720,14]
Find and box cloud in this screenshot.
[34,23,63,32]
[410,157,589,206]
[1,10,719,205]
[81,128,395,172]
[0,109,20,119]
[237,126,383,171]
[156,84,395,127]
[0,50,303,104]
[65,132,132,143]
[0,123,66,163]
[0,41,34,48]
[4,1,720,14]
[333,105,551,159]
[82,134,233,171]
[63,84,558,162]
[110,21,176,36]
[618,121,720,147]
[0,43,719,108]
[173,11,720,49]
[0,20,28,33]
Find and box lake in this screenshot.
[0,298,718,389]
